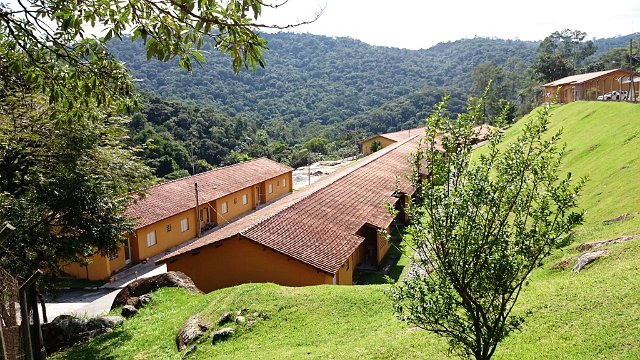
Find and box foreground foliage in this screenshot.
[391,97,585,359]
[0,88,151,282]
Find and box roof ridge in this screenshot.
[140,157,287,192]
[238,134,421,235]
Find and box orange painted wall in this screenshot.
[362,136,397,155]
[335,253,356,285]
[214,187,255,225]
[377,227,390,265]
[264,172,292,202]
[62,245,127,280]
[133,209,198,261]
[166,235,333,293]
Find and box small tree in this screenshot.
[390,96,585,360]
[370,140,382,153]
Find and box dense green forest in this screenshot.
[110,33,538,125]
[116,32,640,178]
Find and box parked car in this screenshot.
[597,91,628,100]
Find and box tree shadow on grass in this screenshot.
[355,235,411,285]
[54,326,133,360]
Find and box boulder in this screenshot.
[124,294,154,310]
[218,311,233,325]
[176,316,209,351]
[111,271,202,309]
[121,305,138,318]
[41,315,124,354]
[572,250,609,272]
[576,234,640,252]
[211,327,235,344]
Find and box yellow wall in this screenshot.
[335,253,356,285]
[62,245,127,281]
[361,136,397,155]
[166,235,333,293]
[264,173,292,202]
[377,227,390,265]
[214,187,255,225]
[133,209,198,261]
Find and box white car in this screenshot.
[597,91,627,100]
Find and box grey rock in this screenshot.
[572,250,609,272]
[576,234,640,252]
[111,271,202,310]
[176,316,209,351]
[211,327,235,344]
[121,305,138,318]
[41,315,124,354]
[235,315,246,324]
[218,311,233,325]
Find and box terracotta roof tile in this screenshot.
[126,158,292,229]
[374,127,426,142]
[158,136,423,274]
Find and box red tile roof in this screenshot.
[158,135,424,274]
[378,127,425,142]
[126,158,292,229]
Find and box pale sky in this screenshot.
[260,0,640,49]
[4,0,639,49]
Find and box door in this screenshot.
[124,238,132,264]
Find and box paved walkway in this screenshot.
[44,256,168,322]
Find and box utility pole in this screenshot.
[630,39,636,102]
[194,183,201,237]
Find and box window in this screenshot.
[222,201,228,214]
[277,180,280,186]
[146,231,156,247]
[166,224,172,232]
[233,198,237,204]
[242,194,248,205]
[283,178,286,187]
[268,184,273,194]
[180,218,189,232]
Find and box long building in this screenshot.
[63,157,293,280]
[158,135,426,292]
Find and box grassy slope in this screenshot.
[57,102,640,359]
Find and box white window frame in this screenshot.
[222,201,228,214]
[283,178,287,187]
[180,218,189,232]
[268,183,273,194]
[242,194,248,205]
[146,231,156,247]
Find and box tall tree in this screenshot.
[390,96,585,360]
[531,29,597,83]
[0,91,152,282]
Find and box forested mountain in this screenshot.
[590,33,640,58]
[109,33,539,126]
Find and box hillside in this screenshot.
[57,102,640,359]
[110,33,538,127]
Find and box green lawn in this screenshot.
[56,102,640,359]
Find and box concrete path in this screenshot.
[43,261,167,322]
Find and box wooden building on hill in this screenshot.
[158,135,429,292]
[63,158,293,280]
[542,68,639,104]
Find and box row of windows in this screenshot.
[147,217,190,247]
[145,178,288,247]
